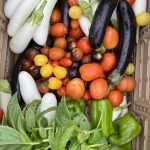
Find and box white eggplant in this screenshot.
[40,93,57,120]
[18,71,41,104]
[132,0,147,16]
[92,1,99,16]
[33,0,57,46]
[111,8,117,20]
[4,0,22,18]
[9,0,47,54]
[7,0,41,37]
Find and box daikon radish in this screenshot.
[4,0,22,18]
[7,0,41,37]
[9,0,47,54]
[33,0,57,46]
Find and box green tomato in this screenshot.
[125,63,135,75]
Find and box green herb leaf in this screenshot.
[39,128,47,139]
[111,20,119,31]
[68,139,81,150]
[77,132,90,144]
[0,80,12,93]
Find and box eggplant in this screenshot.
[58,0,70,32]
[89,0,118,49]
[109,0,136,85]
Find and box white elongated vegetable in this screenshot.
[111,8,117,20]
[33,0,57,45]
[7,0,41,37]
[132,0,147,15]
[4,0,22,18]
[92,1,99,16]
[40,93,57,120]
[112,95,129,122]
[18,71,41,104]
[9,0,47,54]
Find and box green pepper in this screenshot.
[109,113,142,145]
[65,97,86,114]
[90,99,114,138]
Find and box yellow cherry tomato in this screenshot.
[136,12,150,26]
[34,54,48,66]
[40,64,53,78]
[69,6,82,19]
[53,66,67,79]
[125,63,135,75]
[48,77,62,90]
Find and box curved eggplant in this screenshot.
[109,0,136,85]
[89,0,118,49]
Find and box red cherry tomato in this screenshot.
[57,86,67,97]
[62,77,70,87]
[59,57,72,67]
[69,26,83,40]
[83,90,92,101]
[0,108,4,123]
[126,0,135,5]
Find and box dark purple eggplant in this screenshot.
[58,0,70,32]
[89,0,118,49]
[109,0,136,85]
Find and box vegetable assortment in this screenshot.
[1,0,150,149]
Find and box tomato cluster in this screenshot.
[21,0,136,107]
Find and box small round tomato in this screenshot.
[48,77,62,90]
[65,52,71,58]
[62,77,70,86]
[71,48,83,61]
[69,6,82,19]
[67,40,77,52]
[59,57,72,67]
[57,86,67,97]
[37,80,49,94]
[70,19,79,29]
[125,63,135,75]
[68,0,78,6]
[40,47,50,56]
[126,0,135,5]
[54,37,67,49]
[103,26,119,50]
[69,26,84,40]
[67,78,85,99]
[77,37,92,54]
[117,76,136,92]
[25,48,39,61]
[50,23,67,37]
[29,66,41,80]
[34,54,48,66]
[53,66,67,79]
[83,90,92,101]
[51,61,60,67]
[0,108,3,123]
[40,64,53,78]
[21,59,33,71]
[101,52,116,72]
[108,90,124,107]
[90,78,108,99]
[50,9,61,24]
[136,12,150,26]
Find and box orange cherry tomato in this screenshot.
[57,86,67,97]
[126,0,135,5]
[108,90,124,107]
[101,52,116,72]
[117,76,136,92]
[70,19,80,29]
[77,37,92,54]
[54,37,67,49]
[59,57,72,67]
[67,78,85,99]
[62,77,70,87]
[68,0,78,7]
[40,47,50,56]
[103,26,119,50]
[83,90,92,101]
[90,78,108,99]
[50,9,61,24]
[69,26,83,40]
[51,61,60,67]
[50,23,67,37]
[36,80,50,94]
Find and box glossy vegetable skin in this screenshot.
[109,0,136,84]
[109,113,141,145]
[90,100,114,138]
[89,0,118,49]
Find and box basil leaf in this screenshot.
[111,20,119,31]
[69,139,80,150]
[77,132,90,144]
[39,128,47,139]
[81,143,95,150]
[55,97,72,125]
[0,80,12,93]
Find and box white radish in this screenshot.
[132,0,147,16]
[9,0,47,54]
[33,0,57,46]
[7,0,41,37]
[4,0,22,18]
[18,71,41,104]
[40,93,57,120]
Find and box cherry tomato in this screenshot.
[117,76,136,92]
[126,0,135,5]
[50,9,61,24]
[37,80,50,94]
[0,108,3,123]
[71,48,83,61]
[50,23,67,37]
[51,61,60,67]
[90,78,108,99]
[62,77,70,87]
[21,59,33,71]
[29,66,41,80]
[77,37,92,54]
[83,90,92,101]
[67,40,77,52]
[101,52,116,72]
[59,57,72,67]
[67,78,85,99]
[40,47,50,56]
[108,90,124,107]
[57,86,67,97]
[69,26,83,40]
[25,48,39,61]
[69,6,82,19]
[103,26,119,50]
[70,19,80,29]
[54,37,67,49]
[65,52,71,58]
[68,0,78,7]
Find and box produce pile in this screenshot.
[0,0,150,149]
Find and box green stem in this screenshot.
[89,143,106,148]
[136,25,140,44]
[121,102,132,109]
[96,115,102,129]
